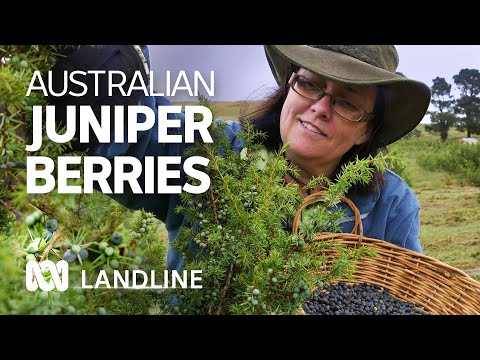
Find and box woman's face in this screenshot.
[280,68,377,175]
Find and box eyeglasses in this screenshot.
[288,73,375,123]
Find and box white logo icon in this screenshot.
[25,260,69,292]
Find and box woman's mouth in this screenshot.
[300,120,327,137]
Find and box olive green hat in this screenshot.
[264,45,431,145]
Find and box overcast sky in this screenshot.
[149,45,480,122]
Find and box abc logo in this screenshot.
[25,260,69,292]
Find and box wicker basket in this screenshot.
[293,191,480,315]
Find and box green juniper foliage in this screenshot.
[0,45,167,314]
[149,118,387,315]
[1,45,390,315]
[1,45,63,227]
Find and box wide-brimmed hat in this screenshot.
[264,45,431,145]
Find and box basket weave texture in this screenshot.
[293,192,480,315]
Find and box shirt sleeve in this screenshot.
[384,183,422,253]
[47,45,150,152]
[87,95,192,225]
[87,101,245,226]
[46,45,206,228]
[390,208,422,253]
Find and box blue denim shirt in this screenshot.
[88,92,422,272]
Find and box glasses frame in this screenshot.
[288,72,375,123]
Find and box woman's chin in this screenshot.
[287,143,323,161]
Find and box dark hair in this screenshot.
[239,77,387,194]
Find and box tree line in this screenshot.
[426,69,480,141]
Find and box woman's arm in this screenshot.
[47,45,150,151]
[46,45,187,222]
[382,171,422,253]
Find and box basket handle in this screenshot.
[292,190,364,238]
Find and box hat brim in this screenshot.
[265,45,431,145]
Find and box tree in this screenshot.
[426,112,457,142]
[454,96,480,137]
[453,69,480,138]
[425,77,456,141]
[453,69,480,97]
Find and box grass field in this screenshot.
[389,125,480,276]
[175,101,480,277]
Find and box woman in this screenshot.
[245,45,431,254]
[49,45,431,272]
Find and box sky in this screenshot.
[149,45,480,123]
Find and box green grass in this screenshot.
[390,125,480,276]
[175,102,480,276]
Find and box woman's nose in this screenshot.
[310,93,332,119]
